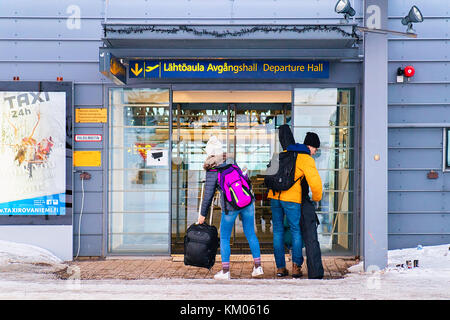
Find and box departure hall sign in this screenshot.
[129,60,329,80]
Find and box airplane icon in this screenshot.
[146,64,159,73]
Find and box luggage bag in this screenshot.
[300,197,324,279]
[184,182,219,269]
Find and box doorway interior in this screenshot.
[108,87,355,255]
[171,91,291,253]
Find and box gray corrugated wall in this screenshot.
[387,0,450,249]
[0,0,107,256]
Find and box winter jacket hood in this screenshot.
[286,143,310,154]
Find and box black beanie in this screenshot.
[303,132,320,148]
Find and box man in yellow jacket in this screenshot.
[268,127,323,278]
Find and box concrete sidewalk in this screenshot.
[62,255,359,280]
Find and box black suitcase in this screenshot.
[184,182,219,269]
[184,222,219,269]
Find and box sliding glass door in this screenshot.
[171,92,291,253]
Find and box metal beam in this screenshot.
[362,0,389,271]
[98,47,361,60]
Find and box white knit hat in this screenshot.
[205,136,223,157]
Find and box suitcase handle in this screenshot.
[197,180,215,225]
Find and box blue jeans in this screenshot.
[220,203,261,263]
[271,199,304,268]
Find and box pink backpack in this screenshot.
[212,164,253,212]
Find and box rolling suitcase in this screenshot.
[183,183,219,269]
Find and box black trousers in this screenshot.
[300,198,324,279]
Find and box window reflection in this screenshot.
[294,88,355,253]
[171,103,291,252]
[109,88,170,254]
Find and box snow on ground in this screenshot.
[0,240,67,281]
[0,240,449,300]
[0,240,62,266]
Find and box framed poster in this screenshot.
[0,81,72,225]
[0,91,66,215]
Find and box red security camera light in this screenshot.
[404,66,415,77]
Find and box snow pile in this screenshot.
[348,244,450,275]
[0,240,62,267]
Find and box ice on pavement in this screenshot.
[0,240,448,300]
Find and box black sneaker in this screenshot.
[276,268,289,277]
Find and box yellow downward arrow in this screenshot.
[131,63,143,76]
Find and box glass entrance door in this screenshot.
[109,88,171,254]
[171,91,291,253]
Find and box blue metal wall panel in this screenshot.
[389,106,450,124]
[388,40,450,61]
[73,171,103,192]
[389,171,449,191]
[388,1,450,250]
[0,19,103,38]
[389,84,450,104]
[389,214,450,234]
[104,0,362,22]
[388,191,448,212]
[74,84,104,105]
[0,40,102,61]
[388,0,450,16]
[72,235,103,257]
[73,192,103,214]
[388,128,443,148]
[0,0,104,16]
[73,213,103,235]
[389,149,442,168]
[389,235,450,250]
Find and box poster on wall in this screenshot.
[0,91,66,215]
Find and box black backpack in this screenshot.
[264,151,299,193]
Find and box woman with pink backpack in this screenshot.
[197,136,264,280]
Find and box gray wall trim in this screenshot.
[361,0,388,270]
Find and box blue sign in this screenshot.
[129,60,329,79]
[0,193,66,216]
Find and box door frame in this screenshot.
[104,83,173,256]
[104,82,361,257]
